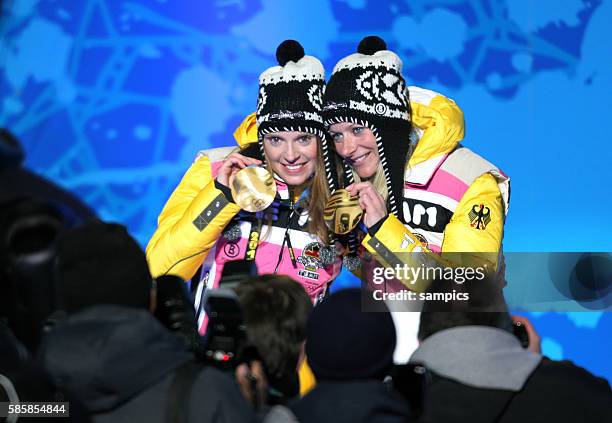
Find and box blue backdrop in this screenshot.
[1,0,610,381]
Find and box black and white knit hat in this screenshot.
[323,36,412,221]
[255,39,339,193]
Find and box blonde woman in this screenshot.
[323,35,509,270]
[146,41,341,331]
[323,36,510,360]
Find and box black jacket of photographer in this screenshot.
[410,326,612,423]
[37,305,255,423]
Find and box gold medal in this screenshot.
[324,189,363,234]
[230,165,277,212]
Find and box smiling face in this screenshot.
[328,122,380,179]
[263,131,318,187]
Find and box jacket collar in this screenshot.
[405,153,448,186]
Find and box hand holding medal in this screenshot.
[324,188,364,234]
[230,165,277,213]
[216,153,276,213]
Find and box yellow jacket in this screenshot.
[146,117,258,280]
[146,115,341,303]
[360,87,510,286]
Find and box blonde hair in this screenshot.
[349,162,388,202]
[306,142,331,243]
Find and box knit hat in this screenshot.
[305,288,396,380]
[56,221,153,313]
[256,40,338,193]
[323,36,412,220]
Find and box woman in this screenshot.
[146,40,340,330]
[323,35,509,269]
[322,36,510,361]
